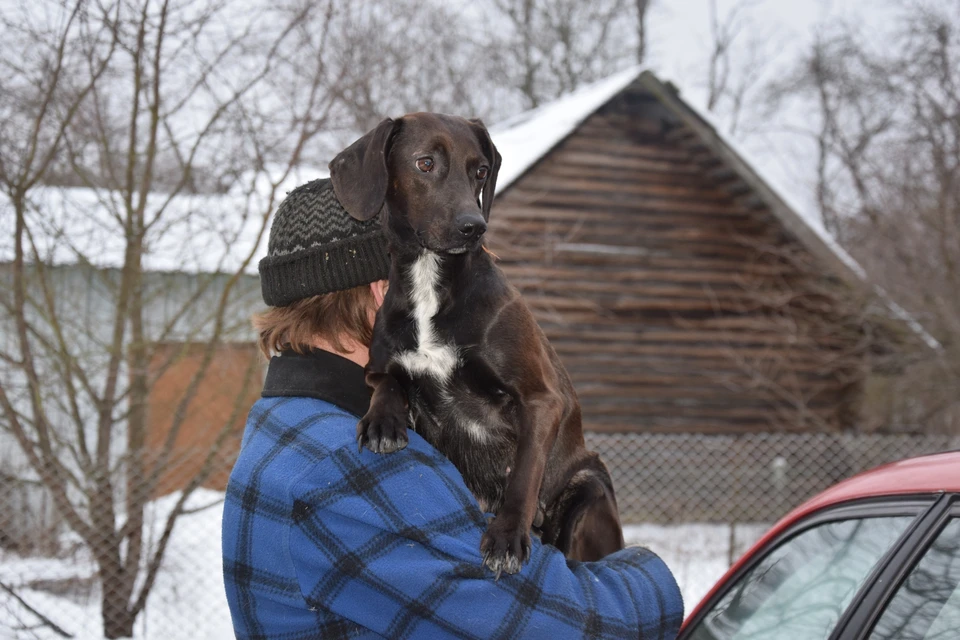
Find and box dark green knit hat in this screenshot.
[258,178,390,306]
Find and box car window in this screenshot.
[869,518,960,640]
[686,516,913,640]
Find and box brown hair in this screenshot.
[253,284,376,358]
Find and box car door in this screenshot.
[839,494,960,640]
[679,498,938,640]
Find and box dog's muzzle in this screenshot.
[455,213,487,243]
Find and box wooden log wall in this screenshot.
[488,86,866,434]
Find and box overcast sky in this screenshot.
[648,0,888,93]
[636,0,880,229]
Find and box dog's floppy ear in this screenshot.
[470,118,502,221]
[329,118,399,221]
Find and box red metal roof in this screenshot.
[682,450,960,629]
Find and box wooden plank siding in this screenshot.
[488,85,866,435]
[146,342,262,495]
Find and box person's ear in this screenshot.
[370,279,389,309]
[329,118,400,221]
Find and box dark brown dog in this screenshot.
[330,113,625,575]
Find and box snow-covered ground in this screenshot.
[0,491,765,639]
[624,522,768,610]
[0,490,233,640]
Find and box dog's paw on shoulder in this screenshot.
[480,516,531,579]
[356,410,409,454]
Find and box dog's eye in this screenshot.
[416,157,435,172]
[476,166,489,180]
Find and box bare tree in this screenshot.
[325,0,505,131]
[766,0,960,433]
[769,29,898,238]
[635,0,653,64]
[703,0,780,137]
[484,0,638,109]
[0,0,357,636]
[705,241,878,433]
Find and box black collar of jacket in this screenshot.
[261,349,370,418]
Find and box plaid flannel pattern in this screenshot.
[222,396,684,639]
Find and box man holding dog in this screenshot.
[221,176,684,638]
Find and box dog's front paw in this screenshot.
[356,407,408,454]
[480,515,531,579]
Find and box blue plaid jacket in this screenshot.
[222,350,683,639]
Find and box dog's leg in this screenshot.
[357,322,409,454]
[480,395,561,577]
[550,468,624,562]
[357,369,409,454]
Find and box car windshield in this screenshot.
[870,517,960,640]
[686,516,913,640]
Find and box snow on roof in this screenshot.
[0,164,326,276]
[490,65,644,193]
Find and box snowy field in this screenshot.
[0,490,765,639]
[623,522,768,609]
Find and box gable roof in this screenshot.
[490,66,646,193]
[489,68,940,351]
[489,68,865,283]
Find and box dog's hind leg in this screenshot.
[547,466,625,562]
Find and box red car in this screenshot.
[678,450,960,640]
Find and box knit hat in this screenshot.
[258,178,390,306]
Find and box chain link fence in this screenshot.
[589,432,960,524]
[0,433,957,638]
[590,432,960,606]
[0,450,237,640]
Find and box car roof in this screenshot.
[794,449,960,516]
[749,450,960,555]
[682,450,960,630]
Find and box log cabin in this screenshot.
[485,69,928,435]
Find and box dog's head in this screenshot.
[329,113,501,255]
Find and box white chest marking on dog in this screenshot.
[395,251,459,382]
[461,419,491,443]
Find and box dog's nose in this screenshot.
[456,213,487,240]
[456,214,487,240]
